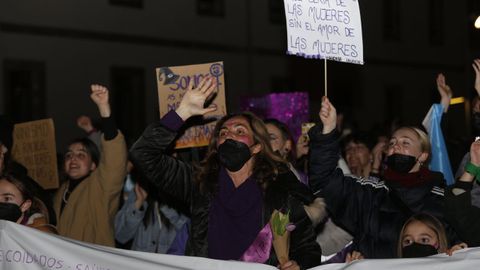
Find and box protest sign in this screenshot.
[11,119,59,189]
[157,62,227,149]
[284,0,364,64]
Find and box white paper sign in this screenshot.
[284,0,364,64]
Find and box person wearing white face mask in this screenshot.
[308,97,459,260]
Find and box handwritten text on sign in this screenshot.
[11,119,59,189]
[157,62,227,149]
[284,0,363,64]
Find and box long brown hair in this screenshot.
[195,112,287,194]
[0,172,51,223]
[397,213,448,257]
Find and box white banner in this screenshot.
[0,221,275,270]
[2,221,480,270]
[284,0,364,64]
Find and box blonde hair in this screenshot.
[394,126,431,164]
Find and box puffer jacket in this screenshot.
[130,115,324,269]
[308,125,458,259]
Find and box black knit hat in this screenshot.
[0,115,13,150]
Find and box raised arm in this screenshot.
[309,97,385,235]
[445,140,480,246]
[130,76,217,207]
[436,73,452,113]
[90,84,127,193]
[114,184,148,244]
[473,59,480,97]
[175,76,218,121]
[308,97,339,193]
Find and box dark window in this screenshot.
[428,0,444,46]
[109,0,143,9]
[3,60,46,122]
[269,0,285,25]
[385,85,403,125]
[383,0,401,41]
[270,76,291,92]
[110,67,146,146]
[197,0,225,17]
[469,0,480,48]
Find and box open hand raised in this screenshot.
[175,76,218,121]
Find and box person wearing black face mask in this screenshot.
[0,172,56,233]
[398,213,467,258]
[0,200,23,222]
[130,76,326,270]
[308,97,459,260]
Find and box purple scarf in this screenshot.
[208,167,263,260]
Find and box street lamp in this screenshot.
[475,15,480,29]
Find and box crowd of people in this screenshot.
[2,62,480,270]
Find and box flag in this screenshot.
[422,104,454,185]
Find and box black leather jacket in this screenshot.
[130,120,322,269]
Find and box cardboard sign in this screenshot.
[11,119,59,189]
[157,62,227,149]
[284,0,364,64]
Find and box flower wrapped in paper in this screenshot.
[270,209,296,265]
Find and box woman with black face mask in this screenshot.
[308,97,459,260]
[0,172,56,233]
[130,76,325,270]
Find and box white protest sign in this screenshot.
[0,221,276,270]
[2,221,480,270]
[284,0,364,64]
